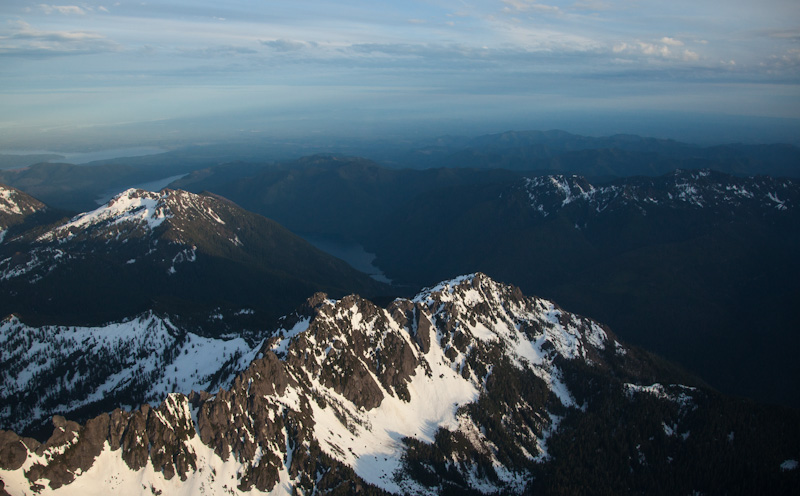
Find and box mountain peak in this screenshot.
[39,188,170,242]
[1,186,389,327]
[0,183,47,236]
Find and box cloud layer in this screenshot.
[1,0,799,143]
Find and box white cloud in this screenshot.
[572,1,615,11]
[682,49,699,61]
[613,38,701,62]
[260,39,308,52]
[638,42,671,57]
[39,4,87,15]
[0,20,114,57]
[660,37,684,47]
[502,0,561,14]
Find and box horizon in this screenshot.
[2,1,800,150]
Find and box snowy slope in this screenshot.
[0,183,47,239]
[0,313,259,435]
[521,169,797,217]
[38,189,170,242]
[0,273,629,495]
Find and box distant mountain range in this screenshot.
[2,274,798,495]
[2,129,799,213]
[383,130,800,177]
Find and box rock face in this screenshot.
[1,273,798,495]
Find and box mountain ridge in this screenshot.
[1,273,797,495]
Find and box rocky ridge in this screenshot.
[2,273,798,495]
[1,273,624,495]
[0,312,259,438]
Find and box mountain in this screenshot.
[165,160,800,406]
[0,160,207,213]
[366,170,800,407]
[1,274,797,495]
[0,312,260,440]
[171,155,525,241]
[0,183,67,249]
[0,183,48,228]
[387,130,800,177]
[0,154,65,170]
[5,130,798,214]
[0,183,46,234]
[0,188,389,327]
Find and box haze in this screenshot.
[2,0,800,150]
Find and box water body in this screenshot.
[4,146,167,165]
[300,234,392,284]
[95,174,189,205]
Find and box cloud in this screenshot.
[759,29,800,42]
[660,37,684,47]
[260,39,308,52]
[572,1,615,11]
[181,45,259,58]
[761,48,800,72]
[39,4,87,15]
[502,0,561,14]
[0,21,115,57]
[613,39,701,62]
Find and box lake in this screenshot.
[300,234,392,284]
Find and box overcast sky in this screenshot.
[2,1,799,147]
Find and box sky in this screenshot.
[1,0,800,148]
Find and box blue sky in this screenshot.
[2,1,799,147]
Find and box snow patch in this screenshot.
[40,189,171,242]
[781,459,798,471]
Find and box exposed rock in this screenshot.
[0,431,34,471]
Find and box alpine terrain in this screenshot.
[1,274,798,495]
[169,161,800,406]
[0,188,388,327]
[0,184,49,244]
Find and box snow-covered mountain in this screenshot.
[519,169,797,218]
[0,184,47,243]
[0,312,259,438]
[0,188,388,327]
[2,273,798,495]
